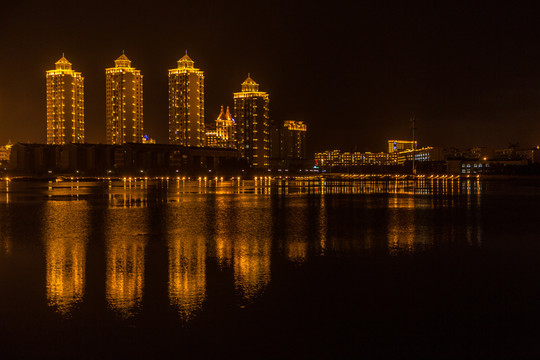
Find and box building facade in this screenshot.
[233,75,269,168]
[282,120,307,160]
[206,106,235,148]
[314,146,444,169]
[168,54,205,147]
[106,54,143,145]
[388,140,416,153]
[46,56,84,145]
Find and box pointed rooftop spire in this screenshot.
[115,53,131,68]
[178,52,194,69]
[217,105,226,121]
[241,74,259,92]
[55,55,72,70]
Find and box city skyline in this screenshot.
[2,2,540,154]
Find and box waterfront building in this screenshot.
[105,53,143,145]
[168,54,205,147]
[315,146,444,169]
[282,120,307,160]
[388,140,416,153]
[396,147,444,164]
[46,56,84,145]
[233,75,270,168]
[206,106,235,148]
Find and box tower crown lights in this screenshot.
[55,56,72,70]
[177,53,195,69]
[241,74,259,92]
[114,53,132,68]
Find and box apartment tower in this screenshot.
[46,56,84,144]
[168,53,205,146]
[233,75,269,168]
[105,53,143,144]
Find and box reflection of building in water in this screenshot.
[0,235,9,255]
[168,234,206,318]
[0,210,11,255]
[43,201,88,315]
[234,237,271,301]
[284,199,309,263]
[233,197,272,301]
[105,209,147,317]
[214,197,233,268]
[166,199,208,318]
[387,197,417,255]
[318,195,328,255]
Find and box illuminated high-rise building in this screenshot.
[282,120,307,160]
[46,56,84,145]
[106,53,143,144]
[168,53,205,146]
[233,75,269,168]
[206,106,235,148]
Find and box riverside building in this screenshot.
[46,56,84,145]
[233,75,269,168]
[105,53,143,145]
[206,106,235,148]
[282,120,307,160]
[168,54,205,147]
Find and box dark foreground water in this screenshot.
[1,177,540,358]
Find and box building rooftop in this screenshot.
[241,74,260,92]
[177,53,195,69]
[55,56,72,70]
[114,53,132,68]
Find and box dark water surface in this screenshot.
[1,178,540,358]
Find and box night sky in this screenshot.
[1,1,540,154]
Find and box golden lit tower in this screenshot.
[106,53,143,144]
[282,120,307,160]
[206,106,235,148]
[233,75,269,168]
[46,56,84,144]
[168,53,205,146]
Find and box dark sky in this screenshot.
[1,1,540,153]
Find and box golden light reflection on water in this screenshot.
[0,178,490,319]
[319,195,328,255]
[215,196,234,268]
[284,198,309,263]
[43,201,88,316]
[168,234,206,318]
[0,212,11,256]
[387,204,417,255]
[105,208,147,318]
[233,196,272,302]
[166,200,207,318]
